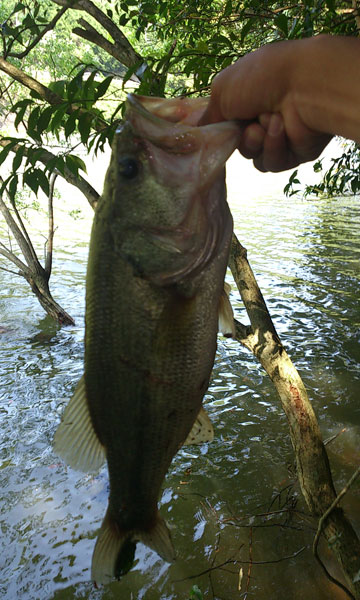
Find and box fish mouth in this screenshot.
[124,94,240,285]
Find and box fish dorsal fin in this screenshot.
[53,375,106,472]
[183,406,214,445]
[218,282,235,338]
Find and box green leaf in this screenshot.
[37,106,54,134]
[12,146,25,171]
[12,2,27,14]
[14,101,32,130]
[26,147,46,168]
[0,140,18,166]
[65,154,87,176]
[8,174,19,203]
[274,14,289,36]
[325,0,335,10]
[189,585,203,600]
[64,109,79,139]
[36,169,50,197]
[78,112,93,145]
[48,80,67,98]
[83,70,98,104]
[211,34,233,50]
[240,19,253,44]
[119,13,129,26]
[122,62,144,88]
[27,106,42,141]
[94,76,113,101]
[30,90,43,101]
[67,75,83,101]
[350,178,359,194]
[23,169,39,196]
[50,104,68,133]
[0,175,12,197]
[54,156,66,176]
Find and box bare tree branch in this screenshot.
[0,240,29,274]
[229,233,360,598]
[45,173,57,277]
[73,18,141,71]
[0,178,42,272]
[0,57,63,106]
[7,6,69,59]
[0,57,107,132]
[51,0,142,68]
[313,466,360,600]
[0,138,100,209]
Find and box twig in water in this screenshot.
[312,466,360,600]
[323,428,347,446]
[244,526,253,599]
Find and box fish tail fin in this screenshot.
[138,512,176,564]
[218,282,235,338]
[91,508,175,585]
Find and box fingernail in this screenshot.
[268,113,283,137]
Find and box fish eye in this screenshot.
[118,157,140,180]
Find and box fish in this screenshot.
[54,93,240,584]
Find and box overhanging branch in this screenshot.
[0,138,100,209]
[7,6,69,59]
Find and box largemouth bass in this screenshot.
[54,94,240,584]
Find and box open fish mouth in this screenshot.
[124,94,240,285]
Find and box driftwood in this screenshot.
[229,233,360,599]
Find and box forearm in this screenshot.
[289,35,360,143]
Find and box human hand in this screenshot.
[200,39,333,172]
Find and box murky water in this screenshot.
[0,173,359,599]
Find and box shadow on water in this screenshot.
[0,195,359,599]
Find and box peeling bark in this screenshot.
[229,233,360,599]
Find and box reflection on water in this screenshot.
[0,193,359,600]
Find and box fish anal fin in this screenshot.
[183,406,214,445]
[53,375,106,473]
[91,509,175,585]
[218,282,235,338]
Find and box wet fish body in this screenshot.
[54,94,239,583]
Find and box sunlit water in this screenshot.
[0,170,359,599]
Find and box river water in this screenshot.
[0,155,359,600]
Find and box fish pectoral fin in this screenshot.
[92,510,175,585]
[218,282,235,338]
[138,513,176,563]
[92,508,137,584]
[53,375,106,473]
[183,406,214,445]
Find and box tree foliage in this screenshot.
[0,0,360,324]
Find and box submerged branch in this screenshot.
[0,182,43,273]
[313,466,360,600]
[229,233,360,598]
[0,241,29,273]
[45,173,57,278]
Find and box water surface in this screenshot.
[0,175,359,599]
